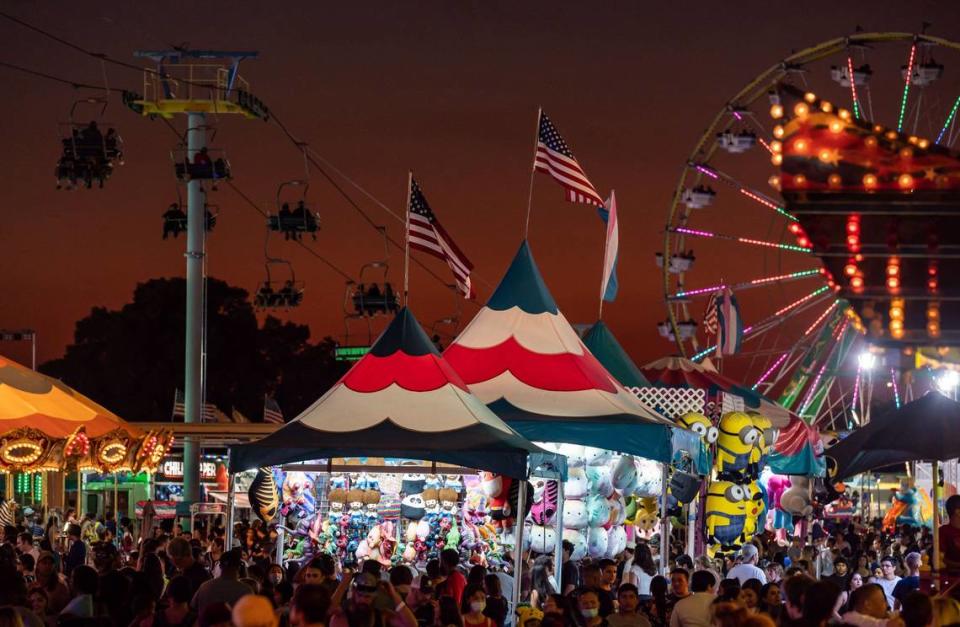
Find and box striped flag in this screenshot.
[534,111,604,207]
[263,396,285,424]
[703,292,719,336]
[407,177,475,298]
[598,191,619,302]
[172,389,220,422]
[716,287,743,356]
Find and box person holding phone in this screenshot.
[330,571,418,627]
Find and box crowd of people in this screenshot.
[5,495,960,627]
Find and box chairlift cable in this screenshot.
[0,59,125,92]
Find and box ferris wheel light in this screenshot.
[830,120,844,133]
[770,104,784,119]
[768,175,781,190]
[885,130,898,141]
[850,275,864,290]
[804,92,817,103]
[828,173,842,187]
[898,173,914,188]
[838,109,852,121]
[900,147,914,159]
[793,174,807,186]
[794,102,810,117]
[773,125,785,139]
[863,174,878,188]
[844,262,858,276]
[820,101,833,113]
[918,138,930,149]
[793,139,808,152]
[936,370,959,393]
[771,153,783,166]
[865,136,878,148]
[770,140,782,153]
[887,277,901,290]
[858,352,877,370]
[819,149,833,162]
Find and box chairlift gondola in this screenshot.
[162,192,218,240]
[343,227,399,344]
[55,97,124,190]
[267,180,320,240]
[254,259,304,310]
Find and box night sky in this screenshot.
[3,1,960,378]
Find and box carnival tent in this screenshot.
[582,321,651,389]
[444,241,682,462]
[0,355,170,474]
[229,308,563,479]
[640,356,793,427]
[831,392,960,479]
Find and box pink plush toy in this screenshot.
[766,474,793,533]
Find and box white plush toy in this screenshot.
[558,444,587,467]
[583,446,612,466]
[611,455,639,493]
[587,526,609,558]
[528,524,557,554]
[586,493,612,528]
[562,528,588,561]
[633,459,663,497]
[564,467,589,499]
[606,526,627,558]
[562,499,588,529]
[585,464,613,497]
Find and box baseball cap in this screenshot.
[740,544,759,559]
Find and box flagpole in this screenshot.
[523,107,542,239]
[404,171,413,307]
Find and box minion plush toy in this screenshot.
[716,412,759,481]
[678,412,719,445]
[705,480,748,553]
[747,412,772,478]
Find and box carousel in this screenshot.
[0,354,173,517]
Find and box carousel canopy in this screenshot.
[0,355,140,438]
[831,392,960,479]
[640,356,792,427]
[582,321,651,389]
[444,241,680,462]
[229,307,563,479]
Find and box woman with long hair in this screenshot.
[758,582,781,620]
[626,543,657,597]
[529,556,556,610]
[641,575,669,627]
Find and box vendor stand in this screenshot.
[229,307,565,616]
[0,354,172,518]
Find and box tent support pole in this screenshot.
[77,470,83,519]
[114,473,119,520]
[227,455,236,548]
[934,459,941,592]
[512,480,527,617]
[659,463,670,574]
[553,479,565,591]
[686,496,697,559]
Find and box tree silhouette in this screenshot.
[41,277,347,422]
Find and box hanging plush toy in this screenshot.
[281,471,317,521]
[587,526,609,558]
[606,526,627,558]
[439,488,459,520]
[557,444,587,467]
[780,475,813,518]
[740,481,764,543]
[611,455,639,493]
[633,459,663,497]
[747,413,773,478]
[400,493,426,520]
[423,488,441,515]
[248,467,279,524]
[401,473,426,495]
[679,412,719,445]
[563,499,588,529]
[480,472,513,523]
[716,412,760,481]
[764,473,793,531]
[634,497,659,539]
[586,494,612,528]
[527,523,557,554]
[705,481,748,552]
[363,489,381,525]
[530,480,559,525]
[564,467,589,499]
[562,528,588,560]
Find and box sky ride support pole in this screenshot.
[659,463,670,574]
[183,112,207,518]
[227,462,237,548]
[511,480,527,620]
[553,479,565,592]
[933,459,941,592]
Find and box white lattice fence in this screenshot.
[630,387,705,420]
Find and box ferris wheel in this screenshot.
[660,31,960,419]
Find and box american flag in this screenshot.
[407,177,475,298]
[534,111,604,207]
[703,292,719,336]
[263,396,285,424]
[172,389,218,423]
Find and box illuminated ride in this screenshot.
[661,32,960,426]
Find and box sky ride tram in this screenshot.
[267,180,320,241]
[55,97,124,190]
[343,227,400,344]
[254,259,305,310]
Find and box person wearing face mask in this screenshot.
[576,588,608,627]
[461,584,496,627]
[268,564,287,587]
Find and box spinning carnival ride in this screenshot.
[662,32,960,426]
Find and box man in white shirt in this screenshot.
[670,571,716,627]
[726,544,767,585]
[875,557,901,610]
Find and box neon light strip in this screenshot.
[732,111,743,121]
[672,227,812,253]
[897,44,916,132]
[739,188,798,221]
[757,137,774,154]
[695,165,719,180]
[847,56,860,119]
[691,345,714,362]
[937,94,960,144]
[890,367,901,408]
[775,286,830,316]
[751,352,789,390]
[803,301,839,336]
[672,269,820,300]
[799,319,848,414]
[851,362,862,409]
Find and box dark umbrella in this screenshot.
[831,392,960,479]
[828,391,960,586]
